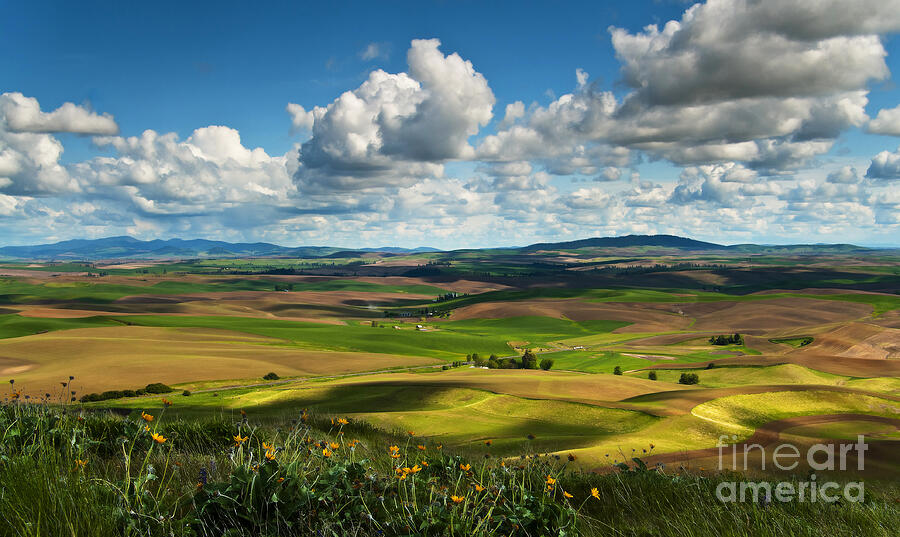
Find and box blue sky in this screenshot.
[2,0,900,248]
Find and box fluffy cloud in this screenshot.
[826,166,860,184]
[867,104,900,136]
[498,101,525,129]
[669,164,775,207]
[480,0,898,175]
[610,6,891,106]
[295,39,495,191]
[72,126,294,215]
[286,103,320,132]
[0,92,118,195]
[0,92,118,135]
[597,167,622,182]
[866,147,900,180]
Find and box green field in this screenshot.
[691,390,900,434]
[0,313,121,339]
[111,314,515,358]
[625,364,846,388]
[0,277,446,304]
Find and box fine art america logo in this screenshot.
[714,435,868,504]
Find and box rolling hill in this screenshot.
[0,234,884,261]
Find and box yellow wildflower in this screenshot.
[450,495,464,504]
[141,411,154,422]
[151,432,166,444]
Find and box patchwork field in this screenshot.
[2,245,898,481]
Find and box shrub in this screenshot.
[144,383,172,394]
[613,366,623,375]
[123,389,137,398]
[182,390,192,396]
[99,390,124,400]
[539,358,554,371]
[678,372,700,385]
[521,350,539,369]
[648,371,657,380]
[263,372,280,381]
[708,333,743,346]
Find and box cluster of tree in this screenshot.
[80,382,172,403]
[433,292,468,303]
[708,333,743,346]
[263,372,280,380]
[274,283,294,292]
[385,307,449,318]
[678,373,700,385]
[221,261,369,276]
[469,351,553,370]
[590,263,728,275]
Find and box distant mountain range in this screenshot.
[0,236,439,261]
[0,234,877,261]
[521,234,723,251]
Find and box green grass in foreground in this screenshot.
[100,382,660,455]
[2,401,897,537]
